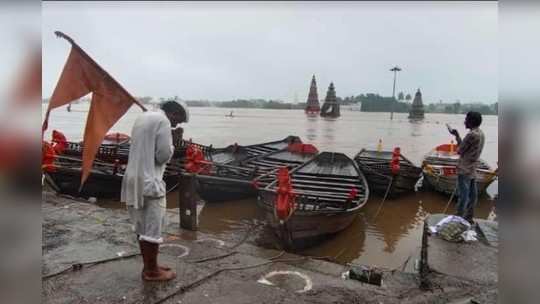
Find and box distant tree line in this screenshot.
[425,102,498,115]
[42,94,498,115]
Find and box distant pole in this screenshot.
[390,66,402,120]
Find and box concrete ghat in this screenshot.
[420,214,498,303]
[422,214,498,285]
[42,192,498,304]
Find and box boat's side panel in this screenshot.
[45,169,122,199]
[195,177,257,203]
[423,170,494,195]
[257,193,359,249]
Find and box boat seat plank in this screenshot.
[293,172,360,182]
[291,179,365,191]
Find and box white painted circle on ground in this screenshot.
[160,243,190,258]
[257,270,313,293]
[194,238,225,247]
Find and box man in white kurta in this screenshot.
[121,100,188,281]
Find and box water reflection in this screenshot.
[304,116,318,141]
[409,119,423,137]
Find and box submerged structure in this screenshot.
[304,75,320,115]
[320,82,340,118]
[408,89,425,119]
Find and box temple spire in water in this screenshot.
[320,82,340,118]
[305,75,320,115]
[408,88,425,120]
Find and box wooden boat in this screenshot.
[43,135,302,200]
[194,137,315,203]
[354,148,422,197]
[62,137,211,165]
[258,152,369,249]
[421,144,497,195]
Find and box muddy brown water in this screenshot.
[44,104,498,269]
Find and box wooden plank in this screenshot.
[293,172,360,182]
[292,179,365,190]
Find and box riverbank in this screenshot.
[42,191,497,303]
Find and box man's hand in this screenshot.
[172,127,183,145]
[449,129,459,137]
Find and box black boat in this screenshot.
[194,137,315,203]
[354,148,422,197]
[43,155,180,200]
[43,136,303,201]
[62,137,211,165]
[257,152,369,249]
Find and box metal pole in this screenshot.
[391,70,397,120]
[389,66,401,120]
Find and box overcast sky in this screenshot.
[42,1,497,104]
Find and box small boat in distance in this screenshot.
[354,148,422,197]
[258,152,369,249]
[421,143,497,195]
[225,110,234,118]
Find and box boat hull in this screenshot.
[354,149,422,197]
[362,173,420,197]
[196,177,257,203]
[258,192,359,249]
[194,137,310,203]
[44,168,123,199]
[422,170,495,195]
[44,168,179,200]
[258,152,369,249]
[421,145,496,196]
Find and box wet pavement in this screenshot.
[43,191,498,304]
[423,214,498,286]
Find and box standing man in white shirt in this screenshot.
[121,100,188,281]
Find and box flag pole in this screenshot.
[54,31,147,112]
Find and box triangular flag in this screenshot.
[43,31,146,187]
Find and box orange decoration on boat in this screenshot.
[390,147,401,175]
[275,167,295,221]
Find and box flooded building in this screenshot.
[408,88,425,119]
[305,75,321,115]
[320,82,341,118]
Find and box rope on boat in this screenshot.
[372,176,394,220]
[442,186,457,214]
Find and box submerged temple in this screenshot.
[320,82,340,118]
[408,88,425,120]
[305,75,320,115]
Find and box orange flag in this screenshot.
[43,32,146,187]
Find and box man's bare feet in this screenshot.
[142,268,176,281]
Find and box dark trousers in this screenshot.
[456,174,478,221]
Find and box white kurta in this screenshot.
[121,110,174,209]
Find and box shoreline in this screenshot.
[42,191,497,303]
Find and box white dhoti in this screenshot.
[128,197,168,244]
[120,111,176,244]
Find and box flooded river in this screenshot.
[43,103,498,269]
